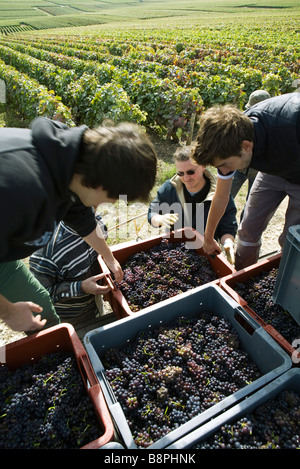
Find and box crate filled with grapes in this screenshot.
[99,227,235,319]
[0,324,115,449]
[167,368,300,449]
[84,284,291,449]
[273,225,300,325]
[220,252,300,361]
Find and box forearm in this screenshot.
[51,280,83,302]
[0,294,13,321]
[83,228,123,282]
[83,228,115,264]
[205,196,228,242]
[29,257,70,301]
[51,278,109,299]
[205,177,232,242]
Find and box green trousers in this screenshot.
[0,260,60,333]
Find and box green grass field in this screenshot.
[0,0,299,33]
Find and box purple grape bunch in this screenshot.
[102,312,261,448]
[118,239,217,311]
[235,268,300,345]
[195,389,300,449]
[0,352,103,449]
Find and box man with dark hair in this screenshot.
[192,93,300,270]
[148,145,237,263]
[0,117,157,333]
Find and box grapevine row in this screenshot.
[0,59,74,126]
[0,22,299,139]
[2,34,298,102]
[0,41,203,139]
[0,43,146,128]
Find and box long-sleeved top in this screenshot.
[245,92,300,184]
[148,168,237,241]
[0,117,96,263]
[29,217,107,319]
[218,93,300,183]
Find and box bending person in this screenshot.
[192,93,300,270]
[0,118,157,333]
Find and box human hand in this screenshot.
[104,257,123,283]
[159,213,179,228]
[2,301,47,332]
[202,237,221,257]
[223,238,235,264]
[81,273,111,295]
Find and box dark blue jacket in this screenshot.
[245,92,300,184]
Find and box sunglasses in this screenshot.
[177,169,196,177]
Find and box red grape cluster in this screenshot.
[195,389,300,449]
[118,239,217,311]
[0,352,103,449]
[235,268,300,345]
[102,312,261,447]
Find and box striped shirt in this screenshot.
[29,218,107,319]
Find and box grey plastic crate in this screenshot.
[167,368,300,449]
[84,284,291,450]
[273,224,300,324]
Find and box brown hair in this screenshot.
[76,122,157,202]
[192,105,254,166]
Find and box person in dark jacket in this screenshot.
[148,146,237,263]
[0,117,157,334]
[192,92,300,270]
[230,90,271,220]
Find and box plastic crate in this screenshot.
[167,367,300,449]
[99,227,235,318]
[0,323,114,449]
[273,225,300,324]
[219,252,300,361]
[84,284,291,450]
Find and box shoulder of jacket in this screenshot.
[203,168,216,200]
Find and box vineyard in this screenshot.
[1,3,300,451]
[0,3,298,245]
[0,6,300,141]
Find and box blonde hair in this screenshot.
[173,145,192,163]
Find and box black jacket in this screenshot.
[0,118,96,262]
[245,92,300,184]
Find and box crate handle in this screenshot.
[77,353,98,389]
[104,273,118,291]
[234,306,259,336]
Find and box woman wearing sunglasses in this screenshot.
[147,146,237,263]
